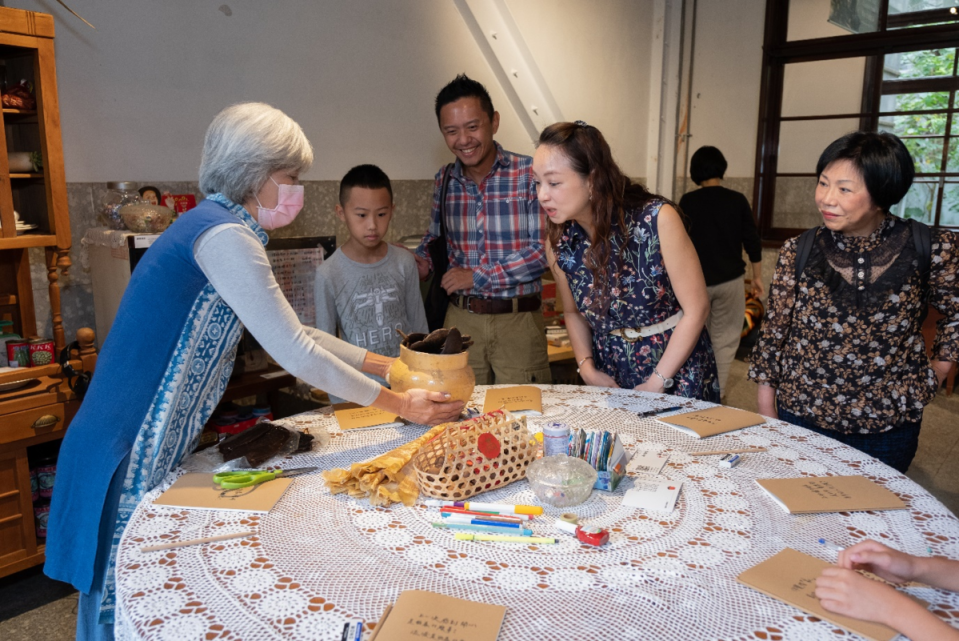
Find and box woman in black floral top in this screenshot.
[749,132,958,472]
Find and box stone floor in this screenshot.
[1,358,957,640]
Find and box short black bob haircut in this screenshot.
[816,131,915,213]
[689,146,727,185]
[339,164,393,206]
[434,74,495,123]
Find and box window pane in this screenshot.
[782,58,868,117]
[884,48,956,80]
[778,118,861,173]
[888,112,948,136]
[889,0,955,13]
[788,0,879,41]
[902,136,945,172]
[892,180,938,223]
[939,182,959,226]
[947,137,959,172]
[892,91,952,111]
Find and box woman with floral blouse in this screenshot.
[749,131,958,472]
[533,121,719,401]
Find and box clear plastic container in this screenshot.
[99,181,141,230]
[526,455,598,508]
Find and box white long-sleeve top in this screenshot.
[193,223,382,407]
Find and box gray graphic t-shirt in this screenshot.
[314,244,428,373]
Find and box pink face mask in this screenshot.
[256,177,304,230]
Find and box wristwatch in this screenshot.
[652,368,674,390]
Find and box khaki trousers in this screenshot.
[444,304,552,385]
[705,276,745,399]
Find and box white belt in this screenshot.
[609,311,683,342]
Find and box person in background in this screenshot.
[534,121,719,401]
[44,103,463,641]
[679,146,763,399]
[749,131,958,472]
[315,164,428,402]
[815,539,959,640]
[414,74,551,385]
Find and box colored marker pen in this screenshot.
[818,538,844,552]
[443,515,523,529]
[441,511,523,524]
[439,507,530,521]
[454,533,555,544]
[424,499,544,515]
[432,522,533,536]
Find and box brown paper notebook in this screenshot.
[756,476,906,514]
[370,590,506,641]
[153,473,292,513]
[482,386,543,414]
[657,406,765,438]
[333,403,401,430]
[737,548,900,641]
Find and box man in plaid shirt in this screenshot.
[415,74,551,385]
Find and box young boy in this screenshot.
[815,539,959,640]
[315,164,428,399]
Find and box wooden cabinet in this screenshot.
[0,7,95,579]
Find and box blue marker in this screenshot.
[818,538,844,552]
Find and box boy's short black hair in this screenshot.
[689,146,727,185]
[339,164,393,206]
[816,131,915,212]
[434,74,495,123]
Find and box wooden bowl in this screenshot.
[388,344,475,403]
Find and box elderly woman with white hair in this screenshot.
[44,103,464,641]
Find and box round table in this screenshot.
[114,386,959,640]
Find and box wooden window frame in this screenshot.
[753,0,959,244]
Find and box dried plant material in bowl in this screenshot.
[119,203,174,233]
[526,455,597,508]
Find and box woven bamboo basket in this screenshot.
[412,410,537,501]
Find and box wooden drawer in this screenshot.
[0,403,66,446]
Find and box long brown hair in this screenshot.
[538,121,656,310]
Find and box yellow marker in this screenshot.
[455,533,556,544]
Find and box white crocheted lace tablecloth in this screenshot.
[114,386,959,641]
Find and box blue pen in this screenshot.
[433,522,533,536]
[443,515,523,529]
[818,538,844,552]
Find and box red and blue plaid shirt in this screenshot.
[416,143,546,299]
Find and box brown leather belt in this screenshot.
[449,294,541,315]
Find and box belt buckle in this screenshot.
[618,328,641,343]
[463,295,476,313]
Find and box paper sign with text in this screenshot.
[657,406,765,438]
[622,479,683,513]
[371,589,506,641]
[482,386,543,414]
[755,476,906,514]
[153,473,291,513]
[627,449,670,477]
[737,548,901,641]
[333,403,401,430]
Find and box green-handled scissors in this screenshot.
[213,467,317,490]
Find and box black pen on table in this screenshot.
[637,405,683,418]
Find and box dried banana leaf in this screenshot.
[321,421,452,506]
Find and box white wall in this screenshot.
[8,0,653,182]
[684,0,767,178]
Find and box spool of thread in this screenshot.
[560,512,578,524]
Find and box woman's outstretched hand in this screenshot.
[400,389,465,426]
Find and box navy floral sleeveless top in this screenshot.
[556,198,720,401]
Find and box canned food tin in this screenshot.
[34,502,51,539]
[29,468,39,502]
[29,338,55,367]
[36,460,57,499]
[6,339,30,368]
